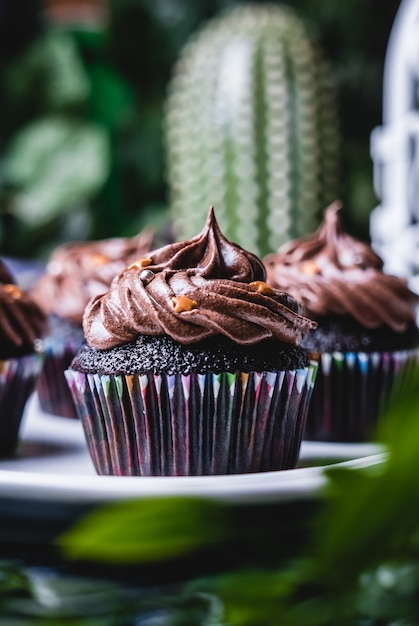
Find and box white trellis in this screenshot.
[370,0,419,293]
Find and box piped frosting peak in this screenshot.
[264,202,419,331]
[84,207,316,349]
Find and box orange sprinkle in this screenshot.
[172,295,197,313]
[89,253,109,267]
[249,281,276,295]
[128,257,152,270]
[4,284,23,299]
[301,261,320,275]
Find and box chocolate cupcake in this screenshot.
[65,207,318,476]
[264,201,419,442]
[0,259,46,456]
[31,229,154,418]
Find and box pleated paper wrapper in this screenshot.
[65,362,318,476]
[36,335,83,419]
[0,353,44,456]
[305,348,419,442]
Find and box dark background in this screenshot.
[0,0,402,259]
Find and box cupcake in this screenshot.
[31,229,154,418]
[264,201,419,442]
[0,259,46,456]
[65,207,318,476]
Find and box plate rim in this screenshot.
[0,394,388,505]
[0,452,388,505]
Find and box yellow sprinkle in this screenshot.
[249,281,276,295]
[172,295,197,313]
[128,257,153,270]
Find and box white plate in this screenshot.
[0,394,387,505]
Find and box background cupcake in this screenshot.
[0,258,46,456]
[31,229,154,418]
[66,207,318,476]
[264,201,419,443]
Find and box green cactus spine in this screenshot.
[164,4,341,257]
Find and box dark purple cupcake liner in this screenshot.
[65,362,318,476]
[0,353,44,456]
[304,349,419,442]
[36,337,83,419]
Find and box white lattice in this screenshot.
[370,0,419,293]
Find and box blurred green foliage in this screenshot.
[0,0,401,259]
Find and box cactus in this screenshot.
[164,4,341,257]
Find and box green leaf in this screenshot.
[312,368,419,585]
[40,31,91,110]
[0,561,31,598]
[2,116,110,225]
[58,496,230,564]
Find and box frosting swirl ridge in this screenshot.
[84,207,316,349]
[264,202,419,331]
[0,260,46,356]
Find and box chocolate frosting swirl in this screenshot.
[84,207,316,349]
[31,230,154,326]
[0,259,46,357]
[264,202,419,332]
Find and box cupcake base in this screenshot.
[304,349,419,442]
[65,363,317,476]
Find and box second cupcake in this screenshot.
[66,207,318,476]
[264,201,419,442]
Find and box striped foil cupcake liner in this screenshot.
[305,348,419,443]
[36,336,83,419]
[0,352,44,456]
[65,362,318,476]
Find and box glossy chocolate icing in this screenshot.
[84,207,316,349]
[0,259,46,357]
[264,202,419,331]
